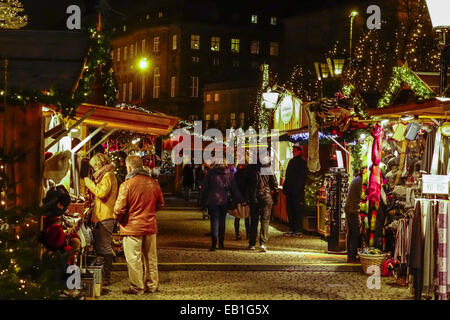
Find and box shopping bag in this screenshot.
[228,203,250,219]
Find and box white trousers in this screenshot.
[122,234,159,292]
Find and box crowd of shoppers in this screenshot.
[83,144,310,294]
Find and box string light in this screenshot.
[0,0,28,29]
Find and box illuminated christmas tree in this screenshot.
[0,0,28,29]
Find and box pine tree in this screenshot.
[0,0,28,30]
[0,151,68,299]
[73,13,118,109]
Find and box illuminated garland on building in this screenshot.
[377,64,436,108]
[0,0,28,29]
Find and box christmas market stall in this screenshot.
[343,64,450,299]
[41,102,178,297]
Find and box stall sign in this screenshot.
[422,175,450,195]
[280,95,293,124]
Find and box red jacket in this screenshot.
[114,173,165,236]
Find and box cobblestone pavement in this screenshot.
[100,271,413,300]
[99,209,414,300]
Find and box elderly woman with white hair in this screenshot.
[84,153,118,286]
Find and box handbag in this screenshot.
[228,203,250,219]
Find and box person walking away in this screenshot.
[181,163,194,201]
[233,163,251,240]
[114,156,165,295]
[344,172,363,263]
[201,162,243,251]
[248,156,278,252]
[283,145,308,237]
[84,153,118,287]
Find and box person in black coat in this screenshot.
[246,155,278,252]
[282,145,308,237]
[181,164,195,201]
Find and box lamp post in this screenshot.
[138,57,150,100]
[425,0,450,96]
[349,11,358,66]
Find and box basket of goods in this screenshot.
[358,248,388,275]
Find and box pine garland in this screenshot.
[377,64,436,108]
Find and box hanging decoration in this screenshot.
[341,84,369,119]
[0,0,28,29]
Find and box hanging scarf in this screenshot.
[93,164,115,184]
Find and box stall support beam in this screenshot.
[84,129,117,156]
[44,108,97,152]
[71,123,107,154]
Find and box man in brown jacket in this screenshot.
[114,156,165,295]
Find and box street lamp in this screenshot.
[349,11,358,65]
[326,58,346,77]
[138,57,150,100]
[425,0,450,95]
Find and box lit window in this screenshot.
[128,81,133,101]
[214,93,219,102]
[170,76,176,98]
[124,46,128,60]
[211,37,220,51]
[231,38,240,53]
[206,94,211,102]
[191,35,200,50]
[192,56,200,63]
[233,60,240,67]
[212,57,220,66]
[153,37,160,53]
[213,114,219,121]
[270,16,277,25]
[250,40,259,55]
[251,15,258,24]
[117,48,121,62]
[205,114,211,120]
[153,67,160,98]
[158,11,163,18]
[123,25,127,32]
[270,42,279,56]
[239,113,245,126]
[230,113,236,120]
[172,34,177,50]
[122,83,127,101]
[190,77,199,97]
[130,44,134,58]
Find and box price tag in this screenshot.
[422,175,450,195]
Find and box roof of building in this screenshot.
[0,30,88,92]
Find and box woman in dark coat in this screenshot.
[233,164,251,240]
[201,163,243,251]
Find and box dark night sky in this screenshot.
[20,0,376,30]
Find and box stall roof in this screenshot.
[0,30,87,92]
[73,103,179,136]
[368,98,450,119]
